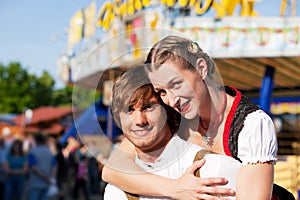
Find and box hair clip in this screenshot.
[187,42,199,54]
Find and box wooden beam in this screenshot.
[218,72,255,90]
[275,57,300,75]
[216,59,261,89]
[257,57,300,84]
[223,58,265,77]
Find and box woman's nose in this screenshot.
[166,90,180,110]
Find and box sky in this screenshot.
[0,0,98,89]
[0,0,298,89]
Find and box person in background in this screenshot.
[0,138,6,200]
[73,154,90,200]
[66,143,79,196]
[85,141,101,195]
[104,65,241,200]
[3,139,28,200]
[55,142,67,200]
[27,133,57,200]
[88,156,100,195]
[102,36,278,200]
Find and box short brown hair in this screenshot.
[111,65,180,133]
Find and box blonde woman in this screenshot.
[103,36,278,200]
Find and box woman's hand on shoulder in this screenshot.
[169,160,235,200]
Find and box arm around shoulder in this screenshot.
[102,137,136,183]
[102,138,174,197]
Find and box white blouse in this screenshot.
[237,110,278,165]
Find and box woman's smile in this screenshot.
[180,99,191,113]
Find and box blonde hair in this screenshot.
[145,36,216,77]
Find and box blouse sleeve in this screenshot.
[237,110,278,165]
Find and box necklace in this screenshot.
[199,91,227,146]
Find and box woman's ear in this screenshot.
[196,58,208,80]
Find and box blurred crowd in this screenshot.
[0,132,107,200]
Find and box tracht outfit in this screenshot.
[223,86,277,164]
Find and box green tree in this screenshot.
[0,62,55,113]
[51,85,73,106]
[72,85,101,111]
[0,62,101,114]
[31,71,55,107]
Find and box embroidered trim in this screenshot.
[223,86,241,157]
[223,86,260,162]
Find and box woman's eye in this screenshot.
[172,81,182,89]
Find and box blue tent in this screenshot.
[59,100,121,144]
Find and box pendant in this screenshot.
[203,132,212,146]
